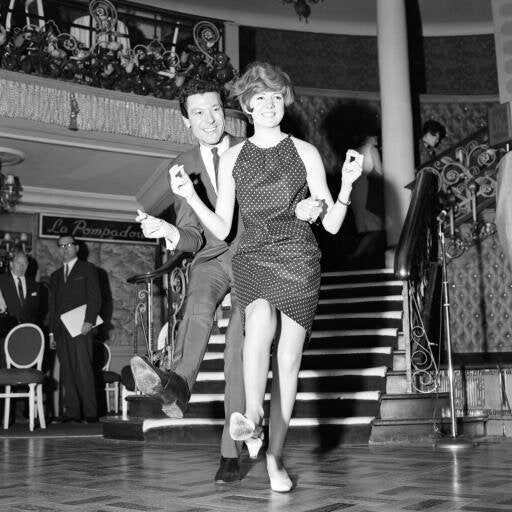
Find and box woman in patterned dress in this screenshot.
[170,62,362,492]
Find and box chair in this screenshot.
[95,342,121,413]
[0,323,46,431]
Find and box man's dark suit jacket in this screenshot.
[171,133,244,267]
[49,260,101,335]
[0,272,42,325]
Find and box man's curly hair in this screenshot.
[178,79,225,118]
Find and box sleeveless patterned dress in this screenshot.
[231,135,321,334]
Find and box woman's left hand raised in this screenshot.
[341,149,364,185]
[169,165,195,201]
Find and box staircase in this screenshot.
[103,268,414,445]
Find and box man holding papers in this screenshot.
[49,235,101,423]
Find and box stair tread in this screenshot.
[322,269,394,277]
[140,415,376,432]
[194,366,389,381]
[183,391,382,402]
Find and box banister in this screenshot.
[394,168,439,280]
[126,250,187,284]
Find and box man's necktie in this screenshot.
[17,277,24,303]
[211,147,219,188]
[64,264,69,282]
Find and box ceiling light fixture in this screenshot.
[283,0,324,23]
[0,147,24,213]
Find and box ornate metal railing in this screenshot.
[127,249,191,370]
[395,169,441,393]
[395,128,506,394]
[0,0,236,102]
[423,128,503,261]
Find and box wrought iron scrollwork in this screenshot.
[425,132,504,260]
[128,251,191,370]
[409,287,439,393]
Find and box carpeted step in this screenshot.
[206,329,399,352]
[102,415,374,446]
[320,269,395,285]
[191,370,387,394]
[197,350,392,372]
[311,312,402,330]
[316,295,403,314]
[126,392,381,420]
[320,281,403,300]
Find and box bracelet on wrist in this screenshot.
[337,197,351,207]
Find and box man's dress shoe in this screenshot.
[214,457,241,483]
[130,356,190,418]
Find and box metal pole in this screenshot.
[435,212,473,450]
[439,221,457,438]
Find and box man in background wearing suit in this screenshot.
[130,79,320,483]
[0,251,42,326]
[49,235,101,423]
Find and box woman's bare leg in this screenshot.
[267,314,306,491]
[243,298,277,426]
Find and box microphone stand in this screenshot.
[434,212,473,450]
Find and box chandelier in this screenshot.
[0,147,24,213]
[283,0,324,22]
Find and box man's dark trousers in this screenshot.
[172,255,244,459]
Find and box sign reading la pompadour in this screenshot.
[39,214,156,245]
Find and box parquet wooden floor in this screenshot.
[2,434,512,511]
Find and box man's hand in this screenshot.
[341,149,363,185]
[295,197,323,224]
[81,322,93,335]
[169,165,195,201]
[49,333,56,350]
[136,209,176,240]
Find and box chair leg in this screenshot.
[3,387,11,429]
[36,384,46,429]
[121,385,128,420]
[29,384,35,432]
[115,384,120,413]
[105,385,111,413]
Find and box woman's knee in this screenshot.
[276,347,303,374]
[245,299,276,325]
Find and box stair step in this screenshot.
[203,347,393,359]
[198,352,392,371]
[208,328,399,351]
[317,296,403,313]
[127,392,381,419]
[320,282,403,299]
[370,416,487,444]
[102,414,375,446]
[379,392,450,420]
[321,268,395,285]
[312,315,402,331]
[192,373,387,394]
[385,371,407,394]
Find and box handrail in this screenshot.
[126,250,187,284]
[394,125,504,394]
[394,168,439,280]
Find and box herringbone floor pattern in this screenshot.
[1,433,512,511]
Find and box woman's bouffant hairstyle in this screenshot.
[230,62,294,114]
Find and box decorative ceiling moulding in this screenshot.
[0,70,246,143]
[18,186,141,221]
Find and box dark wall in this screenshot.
[240,28,498,96]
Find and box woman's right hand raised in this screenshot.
[169,165,195,201]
